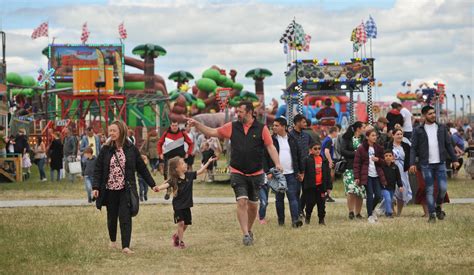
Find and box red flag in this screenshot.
[356,22,367,44]
[31,22,48,39]
[118,22,127,39]
[81,22,90,44]
[303,34,311,52]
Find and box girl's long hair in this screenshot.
[343,121,364,140]
[167,156,181,197]
[106,120,128,148]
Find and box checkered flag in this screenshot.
[365,15,377,39]
[81,22,90,44]
[356,22,367,44]
[280,21,295,44]
[350,27,357,42]
[292,23,306,48]
[118,22,127,39]
[31,22,48,39]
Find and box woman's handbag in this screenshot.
[335,159,347,175]
[113,152,139,217]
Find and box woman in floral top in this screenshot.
[340,121,366,220]
[93,120,158,254]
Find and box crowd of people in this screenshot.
[2,100,473,252]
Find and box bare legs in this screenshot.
[236,198,257,235]
[347,194,363,215]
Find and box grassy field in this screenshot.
[0,203,473,274]
[0,164,473,200]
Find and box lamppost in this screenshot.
[468,95,472,123]
[445,93,449,121]
[452,94,456,122]
[460,94,464,122]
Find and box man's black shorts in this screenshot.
[174,208,192,225]
[230,173,264,203]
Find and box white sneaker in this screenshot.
[368,216,376,224]
[372,212,378,221]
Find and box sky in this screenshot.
[0,0,472,113]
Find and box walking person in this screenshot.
[33,137,47,181]
[48,132,63,181]
[301,141,331,225]
[82,147,96,203]
[264,117,303,227]
[155,155,217,249]
[187,101,282,246]
[354,129,387,223]
[399,104,413,139]
[157,120,194,199]
[381,150,403,218]
[92,120,158,254]
[289,114,314,219]
[139,129,159,175]
[409,106,459,223]
[0,126,7,158]
[63,127,78,182]
[386,129,413,216]
[386,102,404,133]
[321,126,339,202]
[341,121,366,219]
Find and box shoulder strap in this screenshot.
[113,151,129,187]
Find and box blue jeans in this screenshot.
[366,177,382,217]
[258,184,269,220]
[420,163,448,214]
[275,173,300,223]
[150,158,159,171]
[37,158,46,180]
[50,169,60,181]
[84,176,93,201]
[138,177,148,200]
[381,189,394,216]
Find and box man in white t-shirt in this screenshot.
[265,117,304,228]
[398,104,413,139]
[409,106,459,223]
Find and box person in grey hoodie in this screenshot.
[63,127,78,182]
[82,147,96,203]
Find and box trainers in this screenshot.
[164,193,170,200]
[259,219,267,225]
[278,220,285,226]
[178,241,186,249]
[144,195,148,201]
[305,217,311,225]
[242,235,253,246]
[292,220,303,228]
[172,234,179,247]
[372,212,378,221]
[428,213,437,223]
[356,214,363,219]
[318,218,325,225]
[326,196,335,202]
[349,212,355,220]
[435,206,446,220]
[368,215,377,223]
[248,231,254,241]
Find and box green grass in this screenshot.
[1,166,473,200]
[0,203,473,274]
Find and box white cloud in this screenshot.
[2,0,472,113]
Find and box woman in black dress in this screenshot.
[48,131,63,181]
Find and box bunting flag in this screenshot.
[96,49,105,82]
[81,22,90,44]
[31,22,48,39]
[302,34,311,52]
[356,22,367,44]
[365,15,377,39]
[350,28,358,42]
[280,21,296,44]
[118,22,127,39]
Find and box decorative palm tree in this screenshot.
[132,44,167,93]
[245,68,272,102]
[168,70,194,89]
